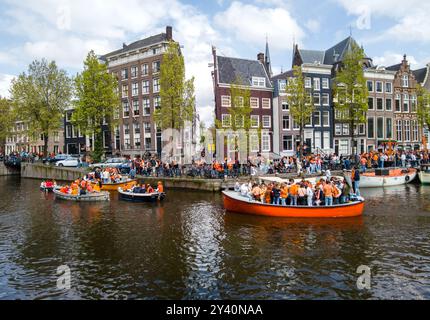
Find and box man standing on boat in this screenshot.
[352,168,361,197]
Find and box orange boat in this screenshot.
[223,191,364,218]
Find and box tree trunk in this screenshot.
[299,126,304,160]
[43,134,49,158]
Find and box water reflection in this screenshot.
[0,177,430,299]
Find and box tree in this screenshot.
[154,41,195,161]
[0,97,14,154]
[10,59,72,157]
[333,43,368,156]
[416,84,430,148]
[285,65,315,159]
[72,50,120,162]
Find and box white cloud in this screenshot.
[336,0,430,42]
[0,74,15,98]
[372,52,419,68]
[305,19,321,33]
[214,1,305,51]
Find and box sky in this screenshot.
[0,0,430,126]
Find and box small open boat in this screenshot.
[359,168,417,188]
[92,179,138,191]
[118,188,166,202]
[223,191,364,218]
[419,164,430,184]
[40,181,58,192]
[53,189,110,202]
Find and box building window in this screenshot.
[323,131,330,149]
[404,120,410,141]
[222,114,231,127]
[234,96,244,108]
[385,82,392,93]
[66,125,72,138]
[283,135,293,151]
[377,117,384,139]
[133,100,139,116]
[251,115,259,128]
[143,98,150,115]
[305,77,312,88]
[124,124,130,135]
[403,94,409,112]
[144,122,151,134]
[386,118,392,139]
[123,101,130,118]
[368,97,374,110]
[262,98,271,109]
[367,80,373,92]
[293,119,299,130]
[134,123,141,135]
[154,96,161,109]
[376,81,383,93]
[132,82,139,96]
[342,124,349,135]
[313,93,320,105]
[152,61,161,74]
[313,78,320,91]
[368,117,375,138]
[66,112,72,122]
[141,64,148,76]
[122,84,128,98]
[410,96,417,112]
[282,115,290,130]
[402,74,409,88]
[262,134,270,152]
[386,98,392,111]
[395,94,401,112]
[279,81,286,92]
[134,136,141,148]
[221,95,231,108]
[376,98,383,111]
[252,77,266,87]
[396,120,403,141]
[322,78,329,89]
[322,93,329,106]
[314,131,321,149]
[314,111,321,127]
[131,66,138,78]
[322,111,329,127]
[250,97,259,109]
[121,68,128,80]
[359,124,365,135]
[282,102,289,111]
[412,120,419,141]
[153,78,160,93]
[142,80,150,94]
[262,116,271,128]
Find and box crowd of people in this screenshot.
[234,174,362,207]
[58,178,101,196]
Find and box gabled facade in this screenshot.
[212,46,274,160]
[387,55,422,151]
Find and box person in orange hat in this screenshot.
[156,181,164,193]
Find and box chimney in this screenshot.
[122,43,127,49]
[257,53,265,64]
[166,26,173,41]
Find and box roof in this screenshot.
[217,56,272,89]
[386,63,402,72]
[298,49,325,64]
[271,70,294,81]
[101,33,168,60]
[413,67,427,84]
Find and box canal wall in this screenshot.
[20,163,89,181]
[0,163,20,176]
[136,176,225,192]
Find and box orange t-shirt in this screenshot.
[323,184,333,197]
[289,184,298,196]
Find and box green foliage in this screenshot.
[333,43,368,155]
[416,84,430,130]
[72,50,120,162]
[154,41,195,130]
[285,65,315,159]
[0,97,14,145]
[10,59,72,157]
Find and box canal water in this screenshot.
[0,176,429,300]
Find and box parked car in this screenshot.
[43,154,70,164]
[118,161,133,174]
[55,157,80,167]
[90,158,127,169]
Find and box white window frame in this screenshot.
[262,98,271,109]
[221,95,231,108]
[282,115,290,130]
[314,111,321,127]
[250,97,259,109]
[376,81,383,93]
[262,134,270,152]
[222,114,231,127]
[251,115,259,128]
[305,77,312,88]
[262,116,271,128]
[322,93,329,106]
[322,78,329,89]
[367,80,374,92]
[322,111,330,127]
[313,78,320,91]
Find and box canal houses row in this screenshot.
[213,35,430,158]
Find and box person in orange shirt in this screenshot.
[260,184,267,203]
[323,182,334,206]
[288,179,298,206]
[265,184,273,204]
[156,181,164,193]
[280,183,288,206]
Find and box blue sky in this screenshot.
[1,0,429,125]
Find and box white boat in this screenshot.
[53,189,110,202]
[358,168,417,188]
[419,164,430,185]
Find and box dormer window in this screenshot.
[252,77,266,87]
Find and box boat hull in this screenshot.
[53,189,110,202]
[223,191,364,218]
[118,188,165,202]
[92,179,138,191]
[359,169,417,188]
[419,171,430,184]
